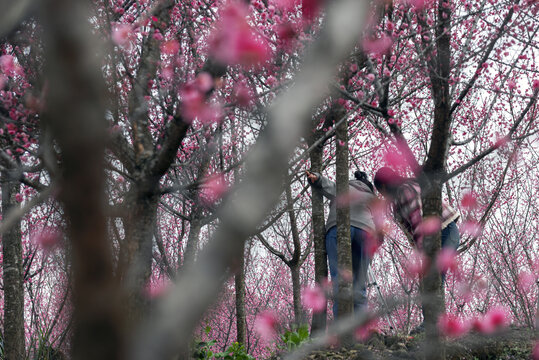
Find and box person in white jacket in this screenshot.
[306,170,378,316]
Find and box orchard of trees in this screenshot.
[0,0,538,359]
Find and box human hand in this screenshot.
[305,170,318,183]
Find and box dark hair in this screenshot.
[354,170,374,192]
[373,167,407,194]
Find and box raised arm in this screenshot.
[306,170,336,200]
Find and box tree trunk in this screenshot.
[291,264,304,326]
[123,189,158,325]
[420,182,445,359]
[42,1,123,357]
[286,184,306,327]
[334,106,353,324]
[308,139,327,333]
[183,214,203,267]
[420,0,453,358]
[1,173,25,359]
[234,244,246,345]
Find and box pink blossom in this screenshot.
[437,313,469,338]
[507,79,517,90]
[366,73,375,82]
[195,72,214,93]
[362,34,393,56]
[460,191,478,209]
[365,232,382,257]
[533,79,539,90]
[355,318,379,342]
[406,0,427,10]
[160,39,180,55]
[266,75,278,87]
[233,83,253,108]
[276,22,297,43]
[416,216,441,236]
[33,228,62,251]
[436,248,458,274]
[301,285,326,312]
[517,271,535,292]
[459,220,483,237]
[180,84,221,125]
[111,23,135,48]
[0,55,14,75]
[209,3,271,67]
[455,281,473,302]
[301,0,322,21]
[145,280,170,299]
[403,250,428,278]
[493,135,509,149]
[202,174,228,204]
[254,310,278,342]
[274,0,297,11]
[474,307,510,333]
[532,341,539,360]
[0,55,22,77]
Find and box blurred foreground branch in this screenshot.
[132,0,375,358]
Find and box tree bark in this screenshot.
[286,184,306,326]
[419,0,453,358]
[308,137,327,333]
[1,173,25,359]
[234,247,246,345]
[42,1,123,357]
[334,106,353,325]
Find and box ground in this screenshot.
[272,327,538,360]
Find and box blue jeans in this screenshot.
[441,221,460,284]
[325,226,370,317]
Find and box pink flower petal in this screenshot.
[201,174,228,204]
[532,341,539,360]
[355,318,379,342]
[460,191,478,209]
[416,216,441,236]
[403,250,428,278]
[362,34,393,56]
[209,3,271,67]
[517,271,535,292]
[459,220,483,237]
[437,314,469,338]
[301,285,326,313]
[255,310,279,342]
[436,248,458,274]
[33,228,62,251]
[160,39,180,55]
[112,23,135,48]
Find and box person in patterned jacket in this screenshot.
[373,167,460,273]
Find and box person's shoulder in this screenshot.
[350,180,373,193]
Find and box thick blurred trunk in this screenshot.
[42,0,122,358]
[1,173,25,359]
[308,137,327,333]
[334,106,353,331]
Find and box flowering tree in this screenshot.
[0,0,538,359]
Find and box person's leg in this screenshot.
[325,226,339,318]
[440,221,460,284]
[351,227,370,313]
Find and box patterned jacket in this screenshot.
[393,181,460,245]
